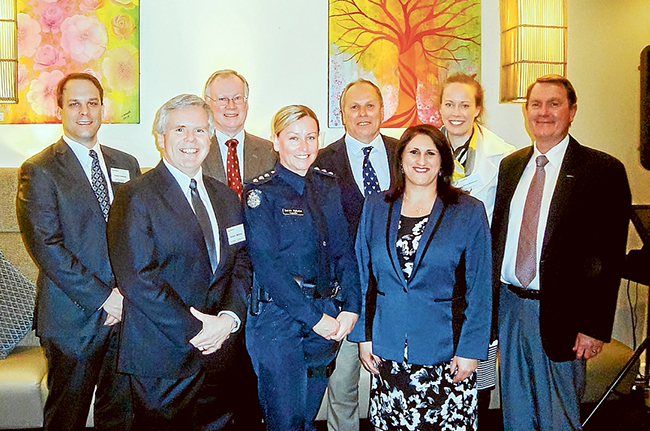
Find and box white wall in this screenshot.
[1,0,648,206]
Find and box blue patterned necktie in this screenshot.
[362,146,381,197]
[190,179,217,272]
[89,149,110,221]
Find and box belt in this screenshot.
[258,276,341,303]
[505,283,540,300]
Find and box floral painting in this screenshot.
[2,0,139,124]
[329,0,481,128]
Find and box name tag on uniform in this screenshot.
[110,168,131,183]
[282,208,304,216]
[226,224,246,245]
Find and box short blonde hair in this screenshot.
[271,105,319,137]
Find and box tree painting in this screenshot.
[329,0,481,128]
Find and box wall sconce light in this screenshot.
[500,0,567,103]
[0,0,17,104]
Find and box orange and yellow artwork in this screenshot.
[2,0,139,124]
[329,0,481,128]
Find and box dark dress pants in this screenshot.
[193,337,264,431]
[246,299,339,431]
[41,324,132,431]
[130,370,204,431]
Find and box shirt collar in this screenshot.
[163,159,204,192]
[344,133,383,155]
[63,135,102,160]
[533,134,570,168]
[215,129,245,146]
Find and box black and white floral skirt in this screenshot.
[370,359,478,431]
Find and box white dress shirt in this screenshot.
[64,136,114,202]
[216,129,246,182]
[344,133,391,193]
[163,160,241,331]
[501,135,570,290]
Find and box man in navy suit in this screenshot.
[16,72,140,431]
[107,94,250,431]
[315,79,398,431]
[493,75,631,430]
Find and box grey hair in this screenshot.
[153,94,215,137]
[203,69,250,99]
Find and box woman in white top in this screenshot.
[440,73,515,223]
[440,73,515,421]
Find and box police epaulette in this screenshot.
[312,166,336,177]
[249,170,276,184]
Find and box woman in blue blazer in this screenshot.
[349,124,492,430]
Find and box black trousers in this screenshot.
[41,325,132,431]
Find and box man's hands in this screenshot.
[101,287,124,326]
[312,311,359,341]
[573,332,604,360]
[189,307,236,355]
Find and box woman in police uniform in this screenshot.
[243,105,361,431]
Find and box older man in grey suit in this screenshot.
[200,69,270,430]
[201,69,276,199]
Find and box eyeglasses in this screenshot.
[205,94,247,107]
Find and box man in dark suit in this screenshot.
[492,75,631,430]
[16,72,140,431]
[201,69,266,429]
[315,79,398,431]
[108,94,250,431]
[201,69,277,196]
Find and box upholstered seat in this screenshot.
[0,345,47,429]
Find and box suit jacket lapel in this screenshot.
[543,137,580,250]
[332,137,364,202]
[409,198,445,281]
[205,180,230,276]
[155,163,212,267]
[203,135,227,183]
[385,198,405,283]
[54,139,106,222]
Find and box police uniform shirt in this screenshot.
[243,163,361,329]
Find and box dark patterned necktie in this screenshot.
[362,146,381,197]
[190,179,217,272]
[89,149,110,221]
[226,139,243,199]
[515,155,549,288]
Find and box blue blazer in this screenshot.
[349,193,492,366]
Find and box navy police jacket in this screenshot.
[243,163,361,329]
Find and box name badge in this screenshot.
[282,208,304,216]
[110,168,131,183]
[226,224,246,245]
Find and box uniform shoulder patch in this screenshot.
[312,166,336,178]
[250,169,276,184]
[246,189,262,209]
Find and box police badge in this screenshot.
[246,189,262,209]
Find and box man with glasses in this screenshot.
[202,69,276,200]
[200,69,269,430]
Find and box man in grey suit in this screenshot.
[200,69,269,430]
[201,69,276,199]
[315,79,398,431]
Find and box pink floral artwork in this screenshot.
[2,1,139,124]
